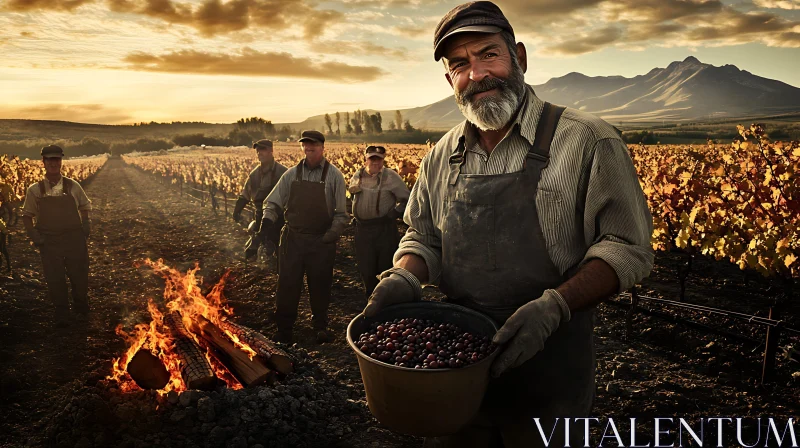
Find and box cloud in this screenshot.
[543,26,623,55]
[2,0,94,11]
[310,40,411,60]
[0,103,132,124]
[3,0,345,39]
[122,47,386,82]
[753,0,800,9]
[501,0,800,55]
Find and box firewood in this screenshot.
[127,349,170,390]
[188,315,276,387]
[163,312,218,391]
[219,320,295,375]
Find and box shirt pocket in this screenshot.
[536,189,563,248]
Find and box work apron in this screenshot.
[352,169,399,297]
[35,179,89,314]
[249,164,282,252]
[434,104,595,448]
[275,160,336,331]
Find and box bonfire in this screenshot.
[109,259,293,394]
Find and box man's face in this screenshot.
[301,141,324,166]
[256,147,273,165]
[43,157,62,175]
[442,32,527,131]
[366,156,384,175]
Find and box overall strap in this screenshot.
[320,160,330,183]
[526,102,565,170]
[63,178,72,196]
[447,136,467,186]
[295,159,304,181]
[38,181,46,197]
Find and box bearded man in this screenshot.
[363,2,655,446]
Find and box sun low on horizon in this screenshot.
[1,0,799,125]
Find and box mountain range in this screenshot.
[287,56,800,131]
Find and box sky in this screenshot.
[1,0,799,124]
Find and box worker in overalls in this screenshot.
[259,130,348,344]
[21,145,92,328]
[364,2,655,446]
[232,139,288,260]
[348,145,409,297]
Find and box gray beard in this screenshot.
[455,67,527,131]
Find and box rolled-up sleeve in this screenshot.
[580,138,654,292]
[394,155,443,284]
[389,171,410,216]
[72,181,92,212]
[329,170,349,236]
[21,185,38,218]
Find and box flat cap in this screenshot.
[433,1,514,61]
[298,130,325,144]
[253,139,273,150]
[41,144,64,158]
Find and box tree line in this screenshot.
[323,110,415,136]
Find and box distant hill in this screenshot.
[288,56,800,130]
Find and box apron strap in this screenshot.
[320,160,330,183]
[295,159,305,181]
[63,178,72,196]
[38,181,46,197]
[375,170,382,215]
[447,136,467,186]
[526,102,565,170]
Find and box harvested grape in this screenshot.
[356,318,496,369]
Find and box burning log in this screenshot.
[189,315,276,387]
[219,320,295,375]
[127,349,170,390]
[163,312,218,391]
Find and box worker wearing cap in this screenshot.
[21,145,92,328]
[349,145,410,297]
[259,130,348,344]
[232,139,288,260]
[363,2,654,446]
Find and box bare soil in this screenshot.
[0,158,797,448]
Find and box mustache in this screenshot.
[458,77,510,104]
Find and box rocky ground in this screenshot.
[0,158,797,448]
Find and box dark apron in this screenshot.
[34,178,89,314]
[284,160,332,235]
[35,179,82,235]
[275,160,336,331]
[352,169,398,296]
[436,104,595,447]
[249,163,283,249]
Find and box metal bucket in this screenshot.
[346,302,500,437]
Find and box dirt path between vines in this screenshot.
[0,158,797,447]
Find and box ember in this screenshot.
[109,259,292,394]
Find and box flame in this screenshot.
[108,258,258,393]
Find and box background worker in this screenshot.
[364,2,654,446]
[232,139,288,260]
[259,130,348,344]
[348,145,409,297]
[21,145,92,328]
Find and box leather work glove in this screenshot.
[363,268,421,318]
[82,219,91,238]
[387,208,401,220]
[490,289,571,378]
[28,228,45,247]
[320,231,338,244]
[232,197,248,222]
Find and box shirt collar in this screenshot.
[303,158,326,170]
[461,85,543,149]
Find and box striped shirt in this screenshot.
[263,159,349,236]
[349,167,410,221]
[395,85,654,293]
[21,176,91,219]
